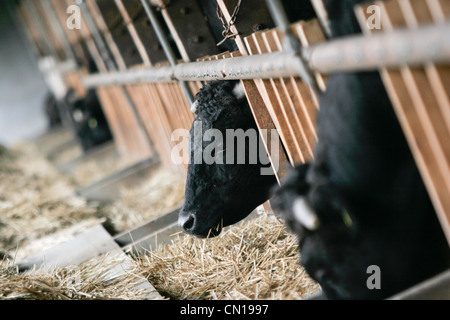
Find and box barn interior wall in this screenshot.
[0,2,48,147]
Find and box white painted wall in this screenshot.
[0,2,48,147]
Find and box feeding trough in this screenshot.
[76,156,160,203]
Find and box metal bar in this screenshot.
[310,0,332,38]
[265,0,298,51]
[304,23,450,73]
[140,0,176,66]
[82,23,450,88]
[114,206,181,247]
[140,0,194,105]
[40,0,77,62]
[24,0,58,58]
[80,0,155,152]
[79,0,117,71]
[265,0,320,91]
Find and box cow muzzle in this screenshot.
[178,209,223,238]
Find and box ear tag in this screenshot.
[292,198,320,231]
[341,210,353,228]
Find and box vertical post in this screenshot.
[265,0,319,92]
[79,0,155,154]
[25,0,78,130]
[24,0,58,58]
[40,0,77,63]
[140,0,195,106]
[310,0,332,37]
[78,0,117,71]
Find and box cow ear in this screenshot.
[191,101,199,114]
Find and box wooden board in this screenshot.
[112,1,196,175]
[95,85,153,159]
[242,20,325,169]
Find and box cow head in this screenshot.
[179,81,277,238]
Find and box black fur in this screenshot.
[180,81,276,238]
[68,89,113,152]
[179,0,318,238]
[44,92,62,128]
[271,0,450,299]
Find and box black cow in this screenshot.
[179,81,277,238]
[67,89,113,152]
[271,0,450,299]
[44,92,62,128]
[178,0,318,238]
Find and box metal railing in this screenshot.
[81,22,450,88]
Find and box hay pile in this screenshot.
[105,166,185,232]
[0,141,318,300]
[0,142,183,255]
[0,253,155,300]
[138,214,320,300]
[0,143,165,300]
[0,143,105,256]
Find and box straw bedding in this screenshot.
[0,141,319,300]
[138,214,320,300]
[0,143,106,255]
[0,253,154,300]
[0,142,184,256]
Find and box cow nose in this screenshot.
[178,210,196,232]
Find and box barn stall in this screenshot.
[0,0,449,300]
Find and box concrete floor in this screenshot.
[0,2,48,147]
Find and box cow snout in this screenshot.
[178,210,196,233]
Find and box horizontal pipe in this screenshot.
[305,23,450,73]
[82,23,450,88]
